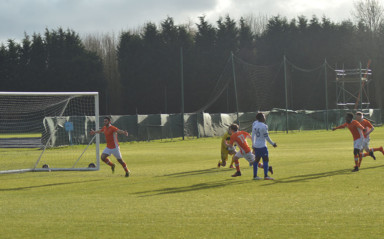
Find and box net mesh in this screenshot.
[193,55,281,113]
[194,55,341,114]
[0,93,98,173]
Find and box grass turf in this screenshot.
[1,129,384,238]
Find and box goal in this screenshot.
[0,92,100,174]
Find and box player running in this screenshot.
[90,116,131,177]
[226,124,255,177]
[332,113,365,172]
[355,112,384,163]
[219,126,268,170]
[252,112,277,180]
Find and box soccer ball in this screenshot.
[88,163,96,168]
[227,146,236,154]
[42,164,49,169]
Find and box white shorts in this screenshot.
[102,147,122,159]
[235,151,255,163]
[353,138,363,150]
[362,138,370,150]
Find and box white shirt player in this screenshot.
[252,120,275,148]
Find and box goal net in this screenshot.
[192,55,281,114]
[0,92,100,174]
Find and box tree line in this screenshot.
[1,0,384,114]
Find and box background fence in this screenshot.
[43,108,382,146]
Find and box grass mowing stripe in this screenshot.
[1,129,384,238]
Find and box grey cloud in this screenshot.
[0,0,355,43]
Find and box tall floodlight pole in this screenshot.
[284,56,289,133]
[324,59,329,130]
[180,47,185,140]
[231,52,240,125]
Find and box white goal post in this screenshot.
[0,92,100,174]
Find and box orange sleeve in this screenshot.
[110,126,118,132]
[335,123,347,129]
[352,121,364,130]
[364,120,373,128]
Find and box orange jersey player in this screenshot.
[355,112,384,161]
[226,124,255,177]
[332,112,365,172]
[90,116,131,177]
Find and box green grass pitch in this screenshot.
[1,129,384,238]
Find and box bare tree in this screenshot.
[83,32,123,114]
[243,13,269,37]
[352,0,384,32]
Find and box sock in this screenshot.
[372,147,381,152]
[360,152,369,157]
[354,157,359,167]
[358,154,363,167]
[119,161,129,173]
[253,161,258,178]
[103,158,114,167]
[234,160,240,172]
[263,161,269,177]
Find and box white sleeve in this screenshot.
[263,125,275,146]
[251,122,257,147]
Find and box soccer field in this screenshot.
[1,129,384,239]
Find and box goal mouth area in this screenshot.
[0,92,100,174]
[0,167,99,174]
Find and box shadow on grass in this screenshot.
[162,167,233,178]
[261,164,384,186]
[0,179,103,191]
[133,178,250,197]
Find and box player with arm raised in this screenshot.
[332,113,365,172]
[90,116,131,177]
[252,113,277,180]
[226,124,255,177]
[355,112,384,162]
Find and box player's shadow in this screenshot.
[0,179,103,191]
[133,179,250,197]
[162,168,233,177]
[261,164,384,186]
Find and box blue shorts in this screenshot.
[253,147,268,158]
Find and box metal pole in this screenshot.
[284,56,289,133]
[226,87,229,113]
[324,59,329,130]
[180,47,185,140]
[359,61,363,111]
[95,94,100,169]
[164,86,167,114]
[231,52,240,126]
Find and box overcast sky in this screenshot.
[0,0,356,44]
